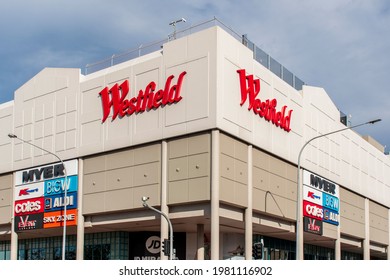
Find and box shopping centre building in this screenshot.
[0,19,389,260]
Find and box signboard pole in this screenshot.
[142,197,174,260]
[8,133,68,260]
[295,119,381,260]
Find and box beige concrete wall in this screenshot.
[83,143,161,214]
[168,133,210,204]
[252,147,296,220]
[0,103,13,172]
[0,174,12,224]
[219,133,248,207]
[369,200,389,245]
[12,68,80,171]
[340,188,365,239]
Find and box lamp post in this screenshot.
[169,18,186,40]
[141,196,174,260]
[8,133,68,260]
[295,118,381,260]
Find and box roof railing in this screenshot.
[84,17,304,90]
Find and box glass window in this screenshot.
[270,57,282,78]
[255,47,269,68]
[0,241,11,260]
[84,232,128,260]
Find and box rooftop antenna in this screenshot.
[169,18,186,40]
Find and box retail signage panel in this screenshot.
[303,185,323,205]
[44,192,78,212]
[15,159,78,185]
[44,175,78,196]
[129,232,186,260]
[14,197,44,216]
[14,182,44,201]
[323,208,339,225]
[322,192,339,212]
[303,170,340,227]
[303,200,323,221]
[43,209,77,228]
[13,159,79,232]
[303,217,323,235]
[303,170,339,198]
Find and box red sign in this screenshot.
[303,200,323,220]
[43,209,78,228]
[237,69,293,132]
[14,197,44,216]
[99,72,187,122]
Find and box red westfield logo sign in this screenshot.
[237,69,293,132]
[99,72,186,122]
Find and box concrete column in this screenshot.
[197,224,205,260]
[388,209,390,260]
[10,171,17,260]
[211,130,220,260]
[335,196,341,260]
[160,141,169,260]
[335,226,341,260]
[363,198,370,260]
[296,168,304,260]
[76,158,84,260]
[10,218,17,260]
[245,145,253,260]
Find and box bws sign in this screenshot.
[44,175,78,196]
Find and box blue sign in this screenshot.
[322,192,339,212]
[323,208,339,225]
[44,175,78,196]
[44,192,78,212]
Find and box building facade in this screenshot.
[0,22,389,260]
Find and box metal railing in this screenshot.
[84,17,304,90]
[242,35,304,90]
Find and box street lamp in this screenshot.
[141,196,174,260]
[295,118,381,260]
[8,133,68,260]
